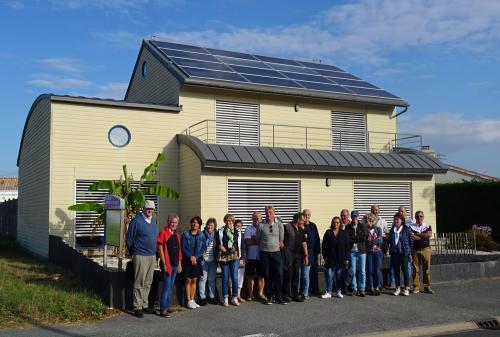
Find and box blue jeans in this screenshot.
[325,266,343,293]
[300,264,311,295]
[221,259,239,298]
[366,251,383,289]
[198,259,217,299]
[160,265,178,312]
[389,258,396,287]
[350,252,366,292]
[407,259,413,284]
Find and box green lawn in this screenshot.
[0,236,115,329]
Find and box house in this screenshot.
[17,39,447,258]
[0,177,18,202]
[435,164,499,184]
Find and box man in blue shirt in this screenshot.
[126,200,158,318]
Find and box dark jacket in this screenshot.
[306,222,321,257]
[346,221,369,254]
[181,230,206,260]
[389,225,414,256]
[321,229,350,268]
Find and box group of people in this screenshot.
[126,201,433,318]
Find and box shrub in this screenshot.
[472,230,497,252]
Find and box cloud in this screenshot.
[3,0,25,9]
[38,57,82,73]
[28,77,91,90]
[94,82,128,99]
[399,112,500,155]
[93,31,144,49]
[146,0,500,68]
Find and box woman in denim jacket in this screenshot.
[198,218,218,305]
[181,216,207,309]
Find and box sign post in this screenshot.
[104,195,125,270]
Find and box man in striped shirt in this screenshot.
[410,211,434,294]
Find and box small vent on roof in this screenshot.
[473,318,500,330]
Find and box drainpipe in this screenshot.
[390,105,408,119]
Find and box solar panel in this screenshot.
[181,67,249,82]
[151,40,402,102]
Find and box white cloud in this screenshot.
[399,112,500,154]
[28,77,91,90]
[3,0,25,9]
[94,82,128,99]
[93,30,144,49]
[147,0,500,68]
[39,57,82,73]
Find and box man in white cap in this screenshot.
[126,200,158,318]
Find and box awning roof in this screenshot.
[177,134,448,175]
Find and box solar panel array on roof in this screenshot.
[151,40,401,101]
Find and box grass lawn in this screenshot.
[0,236,116,329]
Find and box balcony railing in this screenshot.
[183,119,423,153]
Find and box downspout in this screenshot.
[390,105,408,119]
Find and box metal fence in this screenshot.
[432,231,477,256]
[0,199,17,239]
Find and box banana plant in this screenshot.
[68,153,179,237]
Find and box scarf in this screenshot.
[394,225,403,246]
[205,230,215,246]
[225,226,234,248]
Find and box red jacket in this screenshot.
[157,227,182,275]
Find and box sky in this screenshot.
[1,0,500,177]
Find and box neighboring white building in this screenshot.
[435,164,499,184]
[0,177,18,202]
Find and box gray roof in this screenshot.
[178,134,448,175]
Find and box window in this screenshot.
[227,179,300,230]
[216,100,260,146]
[108,125,131,148]
[74,180,158,247]
[353,182,412,227]
[142,60,148,77]
[331,111,367,152]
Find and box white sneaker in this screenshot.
[321,292,332,299]
[336,291,344,299]
[232,297,239,306]
[223,298,229,307]
[402,288,410,296]
[193,301,200,308]
[393,288,401,296]
[187,300,196,309]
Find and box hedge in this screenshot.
[436,181,500,243]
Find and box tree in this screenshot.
[68,153,179,238]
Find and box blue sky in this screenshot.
[1,0,500,177]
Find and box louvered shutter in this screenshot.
[331,111,367,152]
[353,182,412,227]
[216,100,260,146]
[75,180,158,241]
[227,180,300,230]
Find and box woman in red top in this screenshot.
[157,214,182,318]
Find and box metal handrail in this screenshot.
[184,119,424,153]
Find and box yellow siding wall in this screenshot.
[200,169,437,236]
[49,101,211,247]
[178,144,201,229]
[126,48,180,105]
[18,98,51,258]
[180,87,395,151]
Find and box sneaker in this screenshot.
[159,310,171,318]
[336,291,344,299]
[133,310,144,318]
[402,288,410,296]
[393,287,401,296]
[321,292,332,299]
[258,294,267,301]
[413,289,420,294]
[232,297,240,306]
[424,287,434,294]
[223,298,229,307]
[199,298,208,306]
[276,298,288,305]
[266,297,273,305]
[303,294,310,300]
[193,301,200,308]
[187,300,197,309]
[238,297,246,303]
[359,291,366,297]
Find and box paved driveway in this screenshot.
[2,278,499,337]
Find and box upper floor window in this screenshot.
[215,100,260,146]
[331,111,367,152]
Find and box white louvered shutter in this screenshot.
[331,111,367,152]
[227,180,300,230]
[75,180,158,244]
[353,182,412,228]
[216,100,260,146]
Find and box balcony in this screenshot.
[183,119,423,154]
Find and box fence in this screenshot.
[0,199,17,239]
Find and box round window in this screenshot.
[142,61,147,77]
[108,125,131,148]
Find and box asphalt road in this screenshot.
[2,278,499,337]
